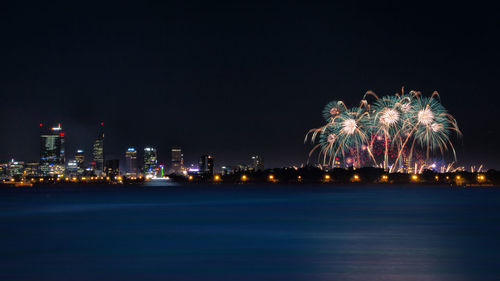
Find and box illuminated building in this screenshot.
[143,147,157,176]
[40,124,65,175]
[0,163,6,177]
[125,148,138,177]
[235,164,252,173]
[105,159,120,178]
[199,155,214,176]
[170,147,183,174]
[92,124,105,175]
[75,149,85,168]
[7,159,24,177]
[66,160,80,176]
[159,164,165,177]
[221,166,234,175]
[251,155,264,171]
[24,162,39,176]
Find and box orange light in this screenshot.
[188,175,193,181]
[324,174,330,181]
[411,175,418,181]
[214,175,220,181]
[268,174,274,181]
[241,175,247,181]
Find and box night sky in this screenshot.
[0,1,498,169]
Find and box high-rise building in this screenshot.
[199,155,214,176]
[40,124,65,175]
[125,148,138,177]
[75,149,85,169]
[170,147,183,174]
[93,124,105,175]
[252,155,264,171]
[143,147,157,176]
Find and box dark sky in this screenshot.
[0,1,499,169]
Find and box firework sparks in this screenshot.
[306,88,460,172]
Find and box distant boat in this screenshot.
[144,177,178,187]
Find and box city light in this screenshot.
[214,175,221,181]
[411,175,418,181]
[324,174,330,182]
[241,175,248,181]
[268,174,274,182]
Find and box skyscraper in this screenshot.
[40,124,65,175]
[170,147,183,174]
[75,149,85,169]
[125,148,138,177]
[93,124,105,175]
[199,155,214,176]
[143,147,157,177]
[252,155,264,171]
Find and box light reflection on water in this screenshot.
[1,185,499,281]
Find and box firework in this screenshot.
[322,100,347,122]
[307,89,460,173]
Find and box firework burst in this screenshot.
[307,88,460,172]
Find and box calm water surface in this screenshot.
[1,184,500,281]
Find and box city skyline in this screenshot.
[1,121,271,178]
[0,2,499,169]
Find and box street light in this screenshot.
[324,174,331,181]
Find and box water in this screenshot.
[1,184,500,281]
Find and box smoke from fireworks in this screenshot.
[306,88,461,173]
